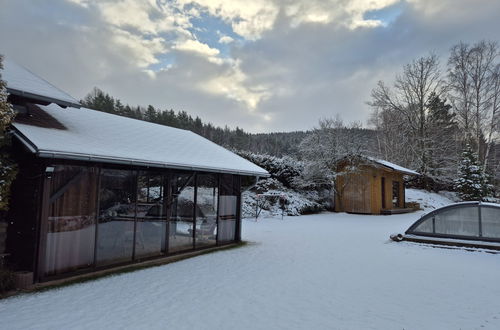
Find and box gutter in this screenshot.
[33,150,270,178]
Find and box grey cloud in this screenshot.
[1,0,499,132]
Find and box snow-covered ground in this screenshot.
[405,188,457,211]
[2,191,500,330]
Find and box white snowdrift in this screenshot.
[1,190,499,330]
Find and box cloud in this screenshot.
[174,39,220,57]
[218,35,234,44]
[177,0,280,40]
[1,0,499,133]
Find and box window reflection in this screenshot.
[135,172,166,258]
[194,174,218,248]
[168,173,195,252]
[96,169,136,266]
[218,174,239,243]
[45,166,98,275]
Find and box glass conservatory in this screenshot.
[404,202,500,249]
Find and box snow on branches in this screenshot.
[0,55,17,212]
[454,144,493,201]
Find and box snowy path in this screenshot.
[2,212,500,330]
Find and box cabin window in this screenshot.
[44,166,98,276]
[135,172,166,258]
[392,181,400,208]
[169,173,195,253]
[96,169,137,266]
[195,174,218,248]
[218,175,240,243]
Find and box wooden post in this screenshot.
[35,168,52,282]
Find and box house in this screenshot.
[334,156,419,214]
[1,60,268,284]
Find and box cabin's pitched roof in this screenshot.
[12,104,269,177]
[366,156,419,176]
[1,59,81,108]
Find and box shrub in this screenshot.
[0,268,15,293]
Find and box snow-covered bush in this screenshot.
[242,189,323,218]
[236,150,304,188]
[236,151,333,217]
[242,177,326,218]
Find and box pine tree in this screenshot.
[454,144,493,201]
[0,55,18,212]
[426,93,459,181]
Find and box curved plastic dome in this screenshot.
[405,202,500,248]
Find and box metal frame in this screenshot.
[406,202,500,243]
[35,160,244,283]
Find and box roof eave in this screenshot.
[7,88,81,108]
[33,150,270,177]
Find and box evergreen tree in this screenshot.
[455,144,493,201]
[0,55,18,212]
[145,105,157,122]
[426,93,459,181]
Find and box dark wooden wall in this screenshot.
[5,139,46,271]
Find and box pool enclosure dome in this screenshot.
[400,202,500,250]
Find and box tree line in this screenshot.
[81,87,310,156]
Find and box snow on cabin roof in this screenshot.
[1,59,81,108]
[366,157,420,176]
[12,104,269,177]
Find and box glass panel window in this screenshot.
[168,173,195,253]
[392,181,400,208]
[45,166,98,276]
[218,174,239,243]
[135,172,166,258]
[412,215,434,233]
[481,206,500,239]
[195,174,218,248]
[434,205,479,237]
[96,169,136,266]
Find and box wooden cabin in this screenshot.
[1,59,268,285]
[334,156,419,215]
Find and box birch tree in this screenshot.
[448,40,499,164]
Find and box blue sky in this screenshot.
[1,0,499,132]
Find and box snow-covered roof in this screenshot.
[366,157,419,176]
[12,104,269,177]
[1,59,81,108]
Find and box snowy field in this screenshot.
[2,195,500,329]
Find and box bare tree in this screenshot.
[483,63,500,172]
[469,41,498,159]
[369,54,446,178]
[448,42,473,135]
[448,40,499,164]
